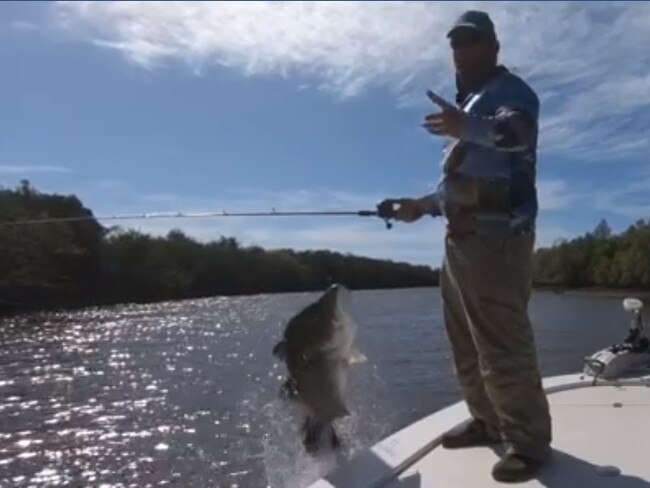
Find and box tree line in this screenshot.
[534,218,650,289]
[0,181,438,314]
[1,182,648,314]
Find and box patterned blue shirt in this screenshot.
[428,66,539,235]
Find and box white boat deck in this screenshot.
[389,383,650,487]
[309,374,650,488]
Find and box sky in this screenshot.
[1,1,649,268]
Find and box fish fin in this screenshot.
[348,349,367,364]
[272,340,287,359]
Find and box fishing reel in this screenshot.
[374,199,425,229]
[375,200,399,229]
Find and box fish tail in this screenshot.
[302,417,341,455]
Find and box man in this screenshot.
[381,10,552,483]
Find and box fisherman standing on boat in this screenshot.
[380,10,552,483]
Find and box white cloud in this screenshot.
[115,187,390,218]
[534,221,575,249]
[532,170,650,223]
[537,179,577,211]
[591,169,650,219]
[52,1,650,161]
[11,21,38,31]
[96,179,129,192]
[0,165,73,174]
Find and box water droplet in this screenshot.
[154,443,169,451]
[15,439,39,449]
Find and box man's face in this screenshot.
[449,28,496,84]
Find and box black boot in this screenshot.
[441,418,501,449]
[492,453,546,483]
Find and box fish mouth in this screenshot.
[330,285,357,325]
[328,283,352,310]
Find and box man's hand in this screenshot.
[422,90,467,139]
[378,198,436,223]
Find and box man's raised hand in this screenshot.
[422,90,466,139]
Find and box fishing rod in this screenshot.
[0,204,399,229]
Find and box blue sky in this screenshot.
[2,1,649,267]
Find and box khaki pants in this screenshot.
[441,232,552,460]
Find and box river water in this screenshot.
[0,288,632,487]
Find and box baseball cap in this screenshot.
[446,10,496,39]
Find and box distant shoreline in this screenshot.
[534,286,650,301]
[0,284,439,318]
[4,285,650,319]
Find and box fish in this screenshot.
[272,283,366,455]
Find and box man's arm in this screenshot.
[461,106,537,153]
[419,192,443,216]
[462,78,539,152]
[424,86,539,154]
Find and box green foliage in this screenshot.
[533,218,650,289]
[0,183,439,313]
[0,181,104,309]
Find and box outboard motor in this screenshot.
[583,298,650,379]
